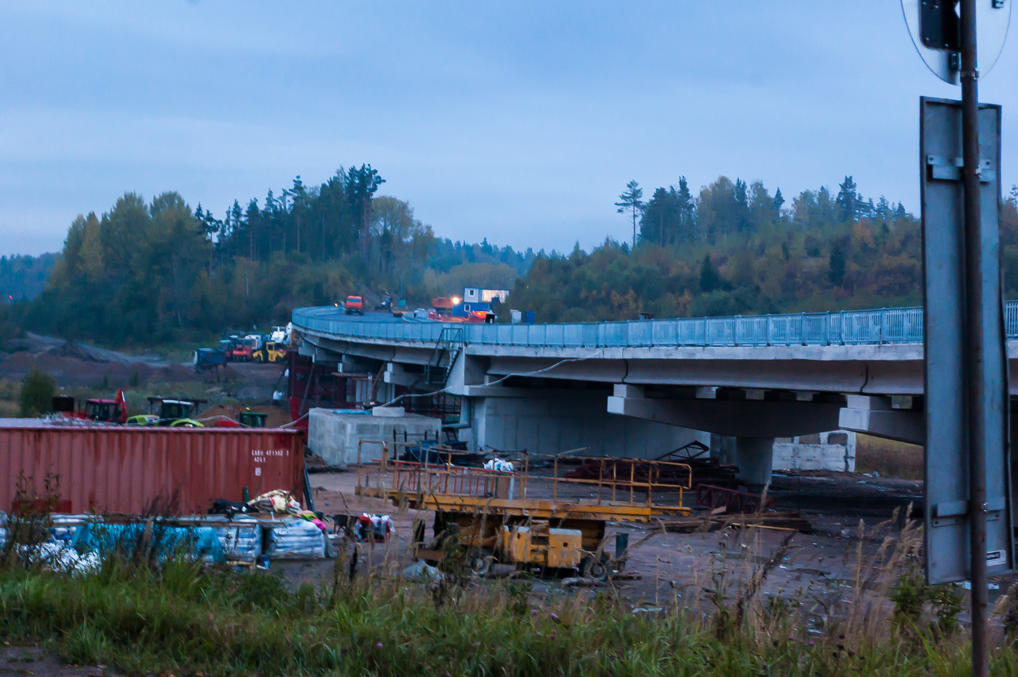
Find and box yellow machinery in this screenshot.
[252,341,287,363]
[356,450,692,576]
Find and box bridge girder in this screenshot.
[606,384,844,437]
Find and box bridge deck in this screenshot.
[294,302,1018,349]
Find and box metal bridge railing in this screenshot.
[293,301,1017,349]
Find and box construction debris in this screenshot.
[695,484,775,513]
[402,560,445,582]
[0,511,332,565]
[657,511,813,534]
[563,442,741,497]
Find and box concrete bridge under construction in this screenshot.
[291,303,1018,488]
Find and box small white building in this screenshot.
[464,287,509,304]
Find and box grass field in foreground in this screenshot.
[0,551,1016,676]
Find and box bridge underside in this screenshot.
[295,331,944,489]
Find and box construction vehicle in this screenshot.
[344,295,365,315]
[128,397,206,427]
[252,341,287,363]
[50,389,129,425]
[356,449,692,577]
[269,324,291,344]
[194,348,227,374]
[229,340,252,362]
[158,399,202,426]
[229,335,262,362]
[428,298,495,324]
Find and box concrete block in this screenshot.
[772,430,856,472]
[308,408,442,468]
[827,432,848,445]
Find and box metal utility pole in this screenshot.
[959,2,987,673]
[908,1,1013,674]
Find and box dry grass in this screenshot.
[855,434,924,480]
[1,502,1013,675]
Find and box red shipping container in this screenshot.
[0,424,305,515]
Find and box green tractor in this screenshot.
[127,397,206,427]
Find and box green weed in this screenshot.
[0,503,1013,675]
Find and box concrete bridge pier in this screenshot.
[710,434,775,491]
[732,436,775,491]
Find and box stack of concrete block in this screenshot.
[773,431,856,472]
[308,407,442,468]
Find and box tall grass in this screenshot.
[856,434,923,480]
[1,509,1015,675]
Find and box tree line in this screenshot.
[0,253,56,302]
[508,176,1018,322]
[2,164,538,344]
[6,168,1017,345]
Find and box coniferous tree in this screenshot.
[615,180,645,249]
[836,176,859,223]
[675,177,696,242]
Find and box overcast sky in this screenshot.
[1,1,1016,256]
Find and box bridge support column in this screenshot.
[708,434,775,490]
[732,436,774,492]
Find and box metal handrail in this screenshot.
[356,456,692,512]
[295,300,1018,349]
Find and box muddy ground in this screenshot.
[0,647,115,677]
[0,332,286,405]
[2,331,1010,671]
[281,467,1002,618]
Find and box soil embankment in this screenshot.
[0,333,192,387]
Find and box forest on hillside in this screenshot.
[0,254,56,302]
[3,166,1017,345]
[510,177,1018,322]
[1,165,538,344]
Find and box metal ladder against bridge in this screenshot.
[425,326,465,385]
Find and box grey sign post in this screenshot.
[912,0,1013,672]
[921,97,1011,588]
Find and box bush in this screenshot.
[18,368,56,417]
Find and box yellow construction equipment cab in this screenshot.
[253,341,287,363]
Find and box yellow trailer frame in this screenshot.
[355,452,693,574]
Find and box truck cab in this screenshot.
[84,399,125,423]
[344,295,365,315]
[230,335,260,361]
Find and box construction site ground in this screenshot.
[290,467,1018,617]
[4,333,1014,619]
[0,333,287,416]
